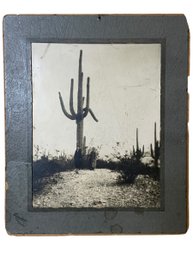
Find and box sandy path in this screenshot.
[33,169,160,208]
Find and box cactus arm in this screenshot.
[88,108,98,122]
[69,79,76,117]
[58,92,76,120]
[83,77,90,118]
[136,128,139,151]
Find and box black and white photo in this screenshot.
[32,43,161,208]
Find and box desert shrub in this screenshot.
[33,153,74,194]
[116,157,144,184]
[143,166,160,181]
[117,158,160,184]
[96,158,118,170]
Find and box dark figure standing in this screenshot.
[89,148,97,170]
[74,147,83,169]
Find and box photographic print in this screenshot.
[4,14,189,234]
[32,43,161,209]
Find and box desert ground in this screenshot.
[33,169,160,208]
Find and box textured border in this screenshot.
[4,15,189,234]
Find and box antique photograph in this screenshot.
[32,43,161,208]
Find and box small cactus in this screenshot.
[132,128,144,161]
[150,122,160,168]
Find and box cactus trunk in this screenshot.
[76,121,83,149]
[76,50,84,149]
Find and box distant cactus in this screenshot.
[132,128,144,161]
[59,50,98,152]
[150,122,160,168]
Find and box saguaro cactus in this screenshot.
[58,50,98,151]
[150,122,160,168]
[132,128,144,161]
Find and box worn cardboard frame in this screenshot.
[4,15,189,234]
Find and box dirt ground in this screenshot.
[33,169,160,208]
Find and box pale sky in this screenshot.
[32,43,161,158]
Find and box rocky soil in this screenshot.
[33,169,160,208]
